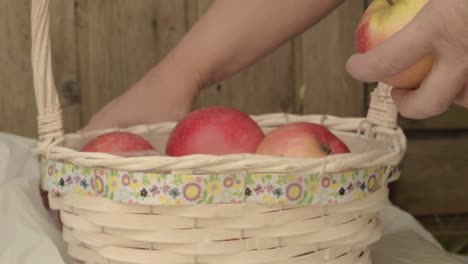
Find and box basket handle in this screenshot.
[31,0,64,143]
[366,83,398,129]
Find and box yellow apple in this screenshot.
[355,0,433,88]
[256,123,350,158]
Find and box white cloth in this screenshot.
[0,132,466,264]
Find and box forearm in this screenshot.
[82,0,347,131]
[167,0,346,88]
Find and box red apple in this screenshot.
[81,131,156,154]
[356,0,432,88]
[256,123,350,158]
[165,106,264,156]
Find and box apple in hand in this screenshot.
[355,0,432,88]
[81,131,157,156]
[256,123,350,158]
[165,106,264,156]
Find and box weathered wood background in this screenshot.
[1,0,467,252]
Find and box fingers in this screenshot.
[391,60,467,119]
[346,3,436,83]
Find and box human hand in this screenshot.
[347,0,468,119]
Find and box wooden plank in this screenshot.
[296,1,366,117]
[293,36,304,114]
[189,1,296,114]
[400,106,468,130]
[77,0,187,124]
[0,0,38,138]
[50,0,81,134]
[186,0,214,33]
[0,0,78,137]
[390,132,468,215]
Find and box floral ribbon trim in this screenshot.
[41,159,401,206]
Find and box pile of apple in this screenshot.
[81,106,350,158]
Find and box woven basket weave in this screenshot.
[31,1,407,264]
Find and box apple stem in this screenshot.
[386,0,395,6]
[321,145,332,156]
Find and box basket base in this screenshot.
[48,187,389,264]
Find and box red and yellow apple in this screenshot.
[81,131,157,155]
[165,106,265,156]
[356,0,432,88]
[256,122,350,158]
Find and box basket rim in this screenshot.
[41,157,399,206]
[35,113,406,174]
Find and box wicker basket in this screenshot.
[31,1,407,263]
